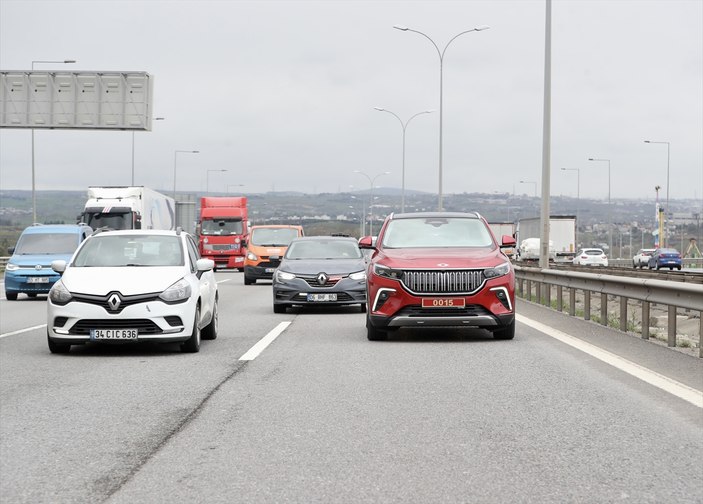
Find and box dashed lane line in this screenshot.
[0,324,47,339]
[239,321,291,361]
[517,314,703,408]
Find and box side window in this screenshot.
[186,236,199,273]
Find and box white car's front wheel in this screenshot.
[181,305,201,353]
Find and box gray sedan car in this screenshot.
[272,236,367,313]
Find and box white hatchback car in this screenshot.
[47,229,218,354]
[572,248,609,267]
[632,248,656,269]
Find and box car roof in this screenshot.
[90,229,183,237]
[289,235,357,242]
[388,211,482,220]
[250,224,303,229]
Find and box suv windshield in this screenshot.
[200,219,243,235]
[382,217,494,248]
[251,228,299,246]
[15,233,79,255]
[73,235,183,267]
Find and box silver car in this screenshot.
[47,229,218,353]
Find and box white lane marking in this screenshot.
[216,279,231,284]
[239,321,291,361]
[0,324,47,339]
[517,314,703,409]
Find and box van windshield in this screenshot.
[15,233,79,255]
[250,228,299,246]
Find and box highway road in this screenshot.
[1,272,702,503]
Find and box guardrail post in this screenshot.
[699,312,702,358]
[584,290,591,321]
[642,301,650,340]
[569,287,575,316]
[526,280,532,301]
[620,297,628,332]
[601,293,608,326]
[668,305,677,347]
[542,283,551,307]
[556,285,562,312]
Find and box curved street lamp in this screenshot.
[30,59,77,223]
[207,169,228,194]
[374,107,433,212]
[393,24,489,210]
[519,180,537,197]
[354,170,390,236]
[644,140,670,246]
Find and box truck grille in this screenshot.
[401,270,485,295]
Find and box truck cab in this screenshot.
[198,197,249,270]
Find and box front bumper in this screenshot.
[47,297,196,344]
[244,263,280,280]
[273,277,366,307]
[4,270,59,295]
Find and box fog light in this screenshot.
[490,287,512,311]
[372,288,396,311]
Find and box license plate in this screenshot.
[27,277,49,284]
[90,329,138,340]
[265,268,276,273]
[422,298,465,308]
[307,293,337,302]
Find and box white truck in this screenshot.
[516,216,576,262]
[80,186,176,231]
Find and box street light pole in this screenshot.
[588,158,612,257]
[227,184,244,194]
[644,140,670,247]
[373,107,433,212]
[519,180,537,197]
[173,150,199,200]
[207,169,228,194]
[30,59,76,223]
[132,117,164,185]
[354,170,390,236]
[394,24,489,211]
[561,167,580,248]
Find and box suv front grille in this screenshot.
[401,270,485,295]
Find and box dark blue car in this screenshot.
[647,248,682,271]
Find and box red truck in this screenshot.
[198,197,249,270]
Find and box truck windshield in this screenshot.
[15,233,78,255]
[84,212,133,230]
[250,228,299,246]
[201,219,243,235]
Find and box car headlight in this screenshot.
[5,263,19,271]
[484,261,511,279]
[373,264,403,280]
[275,270,296,282]
[159,278,192,303]
[49,279,73,305]
[246,251,258,261]
[349,270,366,281]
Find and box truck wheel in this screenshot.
[5,292,17,301]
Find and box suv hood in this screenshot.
[280,258,366,275]
[61,267,185,296]
[377,247,505,269]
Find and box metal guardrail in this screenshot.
[0,256,7,271]
[514,265,703,358]
[610,258,703,269]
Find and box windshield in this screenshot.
[200,219,243,236]
[382,217,494,248]
[286,239,362,260]
[251,228,299,246]
[14,233,79,255]
[84,212,133,230]
[73,235,183,267]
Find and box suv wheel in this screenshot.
[366,313,388,341]
[493,319,516,340]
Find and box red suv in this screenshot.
[359,212,516,341]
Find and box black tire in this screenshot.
[366,313,388,341]
[677,266,682,271]
[493,319,516,340]
[244,276,254,285]
[632,262,637,269]
[5,292,18,301]
[27,293,37,298]
[360,303,367,313]
[47,331,71,354]
[273,303,286,314]
[201,299,218,340]
[181,305,201,353]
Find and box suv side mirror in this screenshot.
[358,236,374,249]
[500,235,516,248]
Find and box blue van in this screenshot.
[4,224,92,300]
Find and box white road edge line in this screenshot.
[239,321,291,361]
[0,324,47,339]
[517,314,703,409]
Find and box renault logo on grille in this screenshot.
[107,293,122,312]
[316,273,328,285]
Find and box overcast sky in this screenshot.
[1,0,701,202]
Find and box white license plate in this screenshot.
[307,293,337,302]
[27,277,50,284]
[90,329,138,340]
[265,268,276,273]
